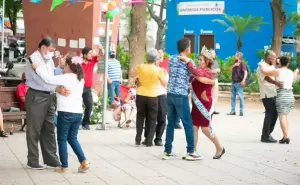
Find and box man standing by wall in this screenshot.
[107,51,122,105]
[210,49,220,114]
[227,52,247,116]
[257,50,282,143]
[25,37,68,170]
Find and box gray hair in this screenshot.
[264,50,276,59]
[146,48,158,63]
[235,51,243,60]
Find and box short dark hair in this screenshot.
[279,56,289,66]
[177,38,190,53]
[110,54,116,59]
[82,47,92,56]
[38,36,56,48]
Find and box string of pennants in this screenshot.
[30,0,156,12]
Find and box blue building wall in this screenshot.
[165,0,297,69]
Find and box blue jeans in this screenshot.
[231,82,244,113]
[108,81,120,105]
[164,93,194,154]
[57,111,86,168]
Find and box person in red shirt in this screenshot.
[16,72,28,131]
[16,72,28,111]
[81,45,104,130]
[158,49,169,73]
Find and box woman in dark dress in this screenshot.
[179,46,225,159]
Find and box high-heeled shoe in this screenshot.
[213,148,225,159]
[279,138,290,144]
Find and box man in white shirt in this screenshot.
[25,37,69,170]
[257,50,283,143]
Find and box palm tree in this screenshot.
[212,14,266,51]
[289,12,300,40]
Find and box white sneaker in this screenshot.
[183,152,204,161]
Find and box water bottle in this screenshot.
[9,124,14,135]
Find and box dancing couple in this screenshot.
[163,38,225,161]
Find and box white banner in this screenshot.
[177,1,225,15]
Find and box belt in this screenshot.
[29,88,51,94]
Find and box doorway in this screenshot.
[199,34,215,54]
[184,34,195,53]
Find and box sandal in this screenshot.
[78,160,90,173]
[0,131,8,137]
[126,120,132,128]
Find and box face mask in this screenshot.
[44,52,54,60]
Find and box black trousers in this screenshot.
[261,97,278,139]
[82,87,93,125]
[135,95,158,145]
[144,94,167,142]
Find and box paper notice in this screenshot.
[93,37,100,45]
[78,38,86,48]
[98,27,104,36]
[69,40,78,48]
[57,38,66,47]
[215,43,220,49]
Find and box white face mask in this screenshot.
[44,52,54,60]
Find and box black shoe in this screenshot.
[279,138,290,144]
[142,140,153,147]
[154,141,163,146]
[82,124,90,130]
[213,148,225,159]
[213,111,220,115]
[239,112,244,116]
[0,131,8,137]
[227,112,236,116]
[261,136,277,143]
[175,125,182,129]
[45,163,61,169]
[135,141,141,146]
[27,164,44,170]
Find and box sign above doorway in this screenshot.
[177,1,225,15]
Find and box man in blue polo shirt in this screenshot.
[163,38,212,161]
[107,51,122,105]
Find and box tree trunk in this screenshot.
[270,0,286,56]
[128,4,147,82]
[155,25,164,49]
[237,37,242,51]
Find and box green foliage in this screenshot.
[188,53,199,66]
[288,12,300,39]
[212,14,266,50]
[116,45,130,70]
[90,94,103,124]
[0,0,22,34]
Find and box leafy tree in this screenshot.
[212,14,266,51]
[147,0,166,49]
[288,12,300,39]
[0,0,22,35]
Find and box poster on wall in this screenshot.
[177,1,225,15]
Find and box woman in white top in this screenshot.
[260,56,298,144]
[32,56,89,173]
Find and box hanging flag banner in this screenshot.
[68,0,81,5]
[82,1,94,11]
[51,0,65,11]
[30,0,42,3]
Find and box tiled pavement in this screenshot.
[1,101,300,185]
